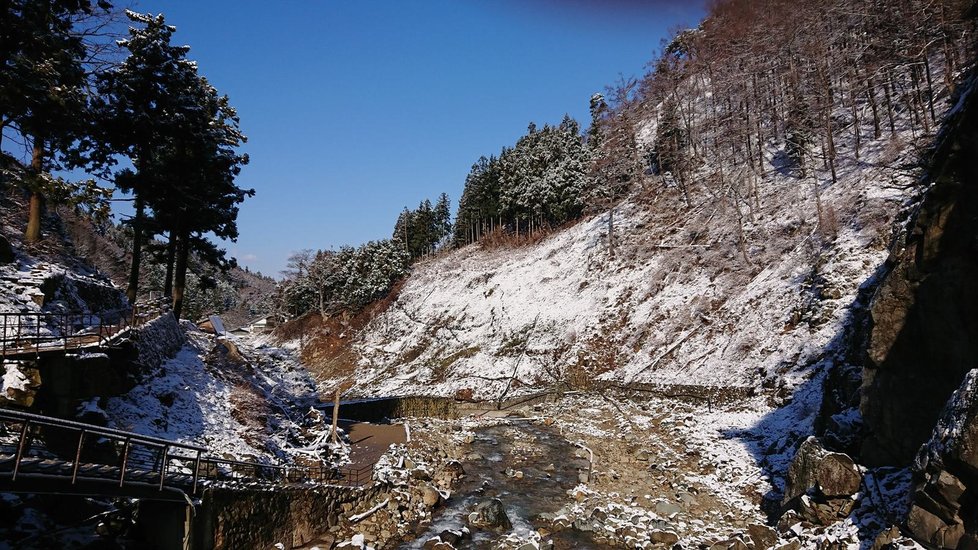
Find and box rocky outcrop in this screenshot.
[781,437,862,525]
[906,369,978,548]
[860,75,978,466]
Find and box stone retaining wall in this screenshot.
[194,483,383,550]
[133,312,186,370]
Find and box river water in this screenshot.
[402,420,615,549]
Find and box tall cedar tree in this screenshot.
[85,11,202,302]
[1,0,110,242]
[147,75,251,319]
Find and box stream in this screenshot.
[402,420,615,549]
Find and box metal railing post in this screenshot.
[119,437,131,487]
[12,420,30,481]
[71,430,85,484]
[158,445,169,491]
[192,450,202,494]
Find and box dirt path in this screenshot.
[340,420,407,468]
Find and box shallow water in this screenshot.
[402,420,615,549]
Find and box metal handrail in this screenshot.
[0,409,379,495]
[0,409,205,452]
[0,298,170,358]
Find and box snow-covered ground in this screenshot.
[346,119,925,400]
[104,327,330,464]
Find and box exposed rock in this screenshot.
[468,498,511,530]
[870,526,901,550]
[438,529,467,545]
[797,494,855,526]
[815,453,862,498]
[649,530,680,545]
[860,74,978,466]
[747,523,778,549]
[710,537,750,550]
[776,510,803,535]
[421,485,441,507]
[441,460,465,479]
[783,437,827,505]
[907,504,964,548]
[906,369,978,547]
[655,500,682,517]
[1,362,41,407]
[783,437,861,509]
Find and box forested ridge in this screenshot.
[276,0,976,325]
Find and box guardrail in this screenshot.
[0,298,169,358]
[0,409,377,497]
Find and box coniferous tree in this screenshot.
[86,11,200,302]
[1,0,111,242]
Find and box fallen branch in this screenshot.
[348,498,389,523]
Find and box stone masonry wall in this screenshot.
[133,312,186,370]
[195,483,384,550]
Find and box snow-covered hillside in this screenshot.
[106,326,330,464]
[343,124,926,400]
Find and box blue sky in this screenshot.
[90,1,708,276]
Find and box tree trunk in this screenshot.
[126,195,146,303]
[25,140,45,243]
[866,77,881,139]
[882,75,897,135]
[163,232,176,297]
[172,230,190,319]
[331,388,341,445]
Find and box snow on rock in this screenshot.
[1,361,41,407]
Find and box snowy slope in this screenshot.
[105,328,327,464]
[345,119,929,400]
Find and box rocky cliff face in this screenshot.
[860,74,978,466]
[907,369,978,548]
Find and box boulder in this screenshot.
[783,437,861,508]
[870,526,901,550]
[438,529,467,545]
[783,437,827,505]
[468,498,511,530]
[815,453,861,498]
[655,500,682,517]
[747,523,778,549]
[710,537,750,550]
[649,530,680,545]
[1,362,41,407]
[421,485,441,508]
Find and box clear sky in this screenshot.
[126,1,706,276]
